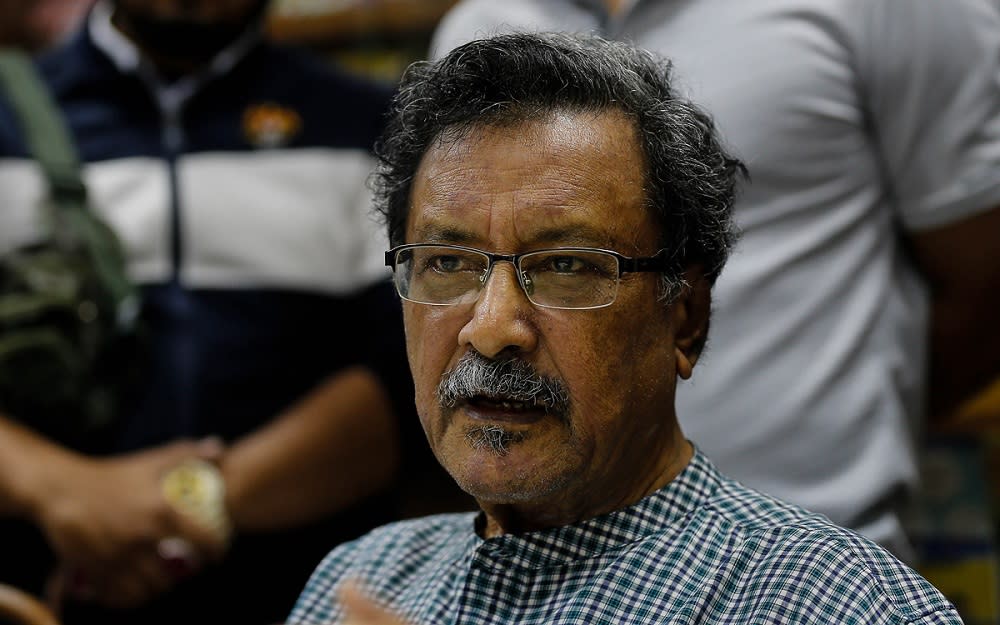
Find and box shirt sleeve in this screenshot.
[855,0,1000,230]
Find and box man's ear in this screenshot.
[670,268,711,380]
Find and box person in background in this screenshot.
[289,31,961,625]
[430,0,1000,562]
[0,1,416,623]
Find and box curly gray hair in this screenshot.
[373,31,745,299]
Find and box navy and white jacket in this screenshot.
[0,5,413,623]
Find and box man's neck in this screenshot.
[477,437,694,538]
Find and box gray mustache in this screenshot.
[437,352,571,417]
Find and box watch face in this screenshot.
[161,458,232,543]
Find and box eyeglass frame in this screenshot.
[383,243,675,310]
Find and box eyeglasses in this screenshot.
[384,243,672,310]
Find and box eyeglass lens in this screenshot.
[392,246,621,310]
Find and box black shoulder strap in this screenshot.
[0,48,139,327]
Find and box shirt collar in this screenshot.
[88,0,141,73]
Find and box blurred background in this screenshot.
[267,0,458,80]
[2,1,999,623]
[0,0,458,80]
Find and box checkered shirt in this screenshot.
[289,451,961,624]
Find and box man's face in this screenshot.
[404,110,694,528]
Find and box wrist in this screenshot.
[160,458,234,545]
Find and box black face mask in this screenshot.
[115,2,269,68]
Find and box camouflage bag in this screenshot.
[0,49,142,444]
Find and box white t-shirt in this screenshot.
[432,0,1000,558]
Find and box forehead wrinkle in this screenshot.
[409,110,653,251]
[423,114,638,211]
[416,159,632,249]
[524,224,619,249]
[411,223,476,245]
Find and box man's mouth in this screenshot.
[462,395,547,421]
[471,396,535,411]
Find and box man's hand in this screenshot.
[32,438,228,609]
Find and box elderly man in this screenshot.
[428,0,1000,564]
[288,33,960,624]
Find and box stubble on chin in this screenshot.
[464,424,527,457]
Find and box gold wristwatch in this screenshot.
[160,459,233,545]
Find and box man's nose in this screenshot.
[456,262,538,358]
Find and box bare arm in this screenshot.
[0,364,402,606]
[0,415,226,607]
[909,205,1000,426]
[0,415,64,519]
[221,366,402,532]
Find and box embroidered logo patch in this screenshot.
[243,103,302,148]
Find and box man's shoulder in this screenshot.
[685,478,960,622]
[702,473,830,530]
[699,474,890,560]
[369,511,474,541]
[322,511,476,568]
[617,456,879,581]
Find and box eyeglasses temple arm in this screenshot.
[622,249,673,274]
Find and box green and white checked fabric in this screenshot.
[290,452,961,624]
